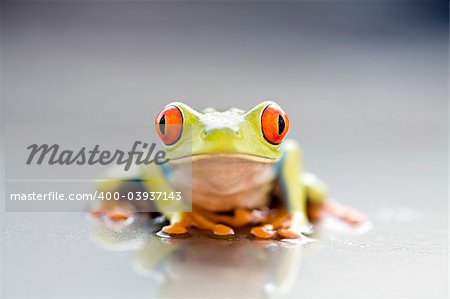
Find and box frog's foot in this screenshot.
[201,208,266,228]
[250,210,303,239]
[190,211,235,236]
[161,212,235,236]
[276,227,302,239]
[251,225,302,239]
[264,209,291,228]
[321,200,366,225]
[250,224,277,239]
[161,213,194,235]
[235,208,267,225]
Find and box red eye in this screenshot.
[261,104,290,145]
[155,105,183,145]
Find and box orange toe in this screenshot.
[343,210,366,225]
[162,223,188,235]
[107,211,129,221]
[89,209,104,217]
[213,224,234,236]
[251,225,276,239]
[276,228,302,239]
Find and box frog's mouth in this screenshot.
[169,153,277,164]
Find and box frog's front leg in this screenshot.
[251,140,308,239]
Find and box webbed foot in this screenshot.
[250,210,304,239]
[160,211,235,236]
[190,212,235,236]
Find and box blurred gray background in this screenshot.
[1,1,448,298]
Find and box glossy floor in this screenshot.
[1,1,448,298]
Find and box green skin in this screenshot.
[98,101,331,237]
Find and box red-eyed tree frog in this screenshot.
[94,101,365,239]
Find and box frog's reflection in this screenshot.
[89,215,309,298]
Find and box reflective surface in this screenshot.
[1,1,448,298]
[1,207,446,298]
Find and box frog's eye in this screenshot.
[261,104,290,145]
[155,105,183,145]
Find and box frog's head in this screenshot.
[154,101,290,162]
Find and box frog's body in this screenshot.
[95,101,364,239]
[177,155,276,211]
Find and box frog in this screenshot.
[92,101,365,239]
